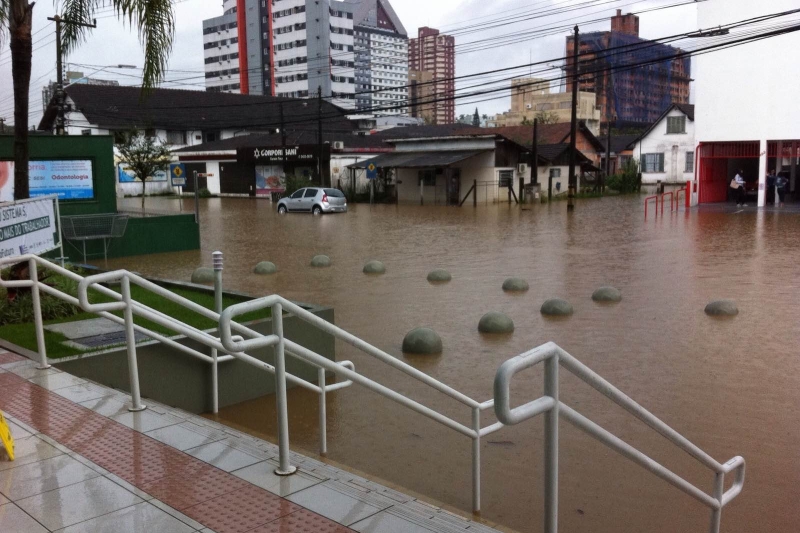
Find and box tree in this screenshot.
[116,131,171,212]
[535,110,560,125]
[0,0,176,201]
[472,108,480,127]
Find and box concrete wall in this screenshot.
[633,108,696,184]
[54,306,335,414]
[695,0,800,143]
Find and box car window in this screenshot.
[290,189,304,199]
[304,189,318,198]
[324,188,345,198]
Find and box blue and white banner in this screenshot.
[118,164,168,183]
[0,160,95,201]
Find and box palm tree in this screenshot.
[0,0,175,200]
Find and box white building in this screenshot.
[694,0,800,206]
[632,104,695,185]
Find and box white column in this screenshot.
[758,139,768,207]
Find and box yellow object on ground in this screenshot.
[0,409,14,461]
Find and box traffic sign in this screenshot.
[366,162,377,180]
[170,163,187,187]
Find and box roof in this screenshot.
[632,103,695,144]
[40,85,355,133]
[348,150,489,168]
[173,131,390,154]
[535,143,593,164]
[596,134,640,154]
[462,123,607,152]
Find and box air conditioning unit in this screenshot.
[518,163,527,174]
[333,141,345,150]
[526,104,533,109]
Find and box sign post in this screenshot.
[366,163,377,206]
[170,163,187,211]
[193,173,214,224]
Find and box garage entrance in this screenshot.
[697,142,760,204]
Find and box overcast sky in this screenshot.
[0,0,699,127]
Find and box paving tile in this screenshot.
[0,352,26,365]
[28,373,86,391]
[52,383,114,404]
[111,409,183,433]
[0,454,100,501]
[145,424,226,451]
[351,511,440,533]
[249,508,354,533]
[287,482,387,526]
[0,502,49,533]
[0,436,64,472]
[0,492,8,505]
[149,498,207,530]
[10,366,59,380]
[184,441,263,473]
[141,463,250,510]
[0,358,38,371]
[103,472,153,501]
[55,501,196,533]
[79,396,130,418]
[232,459,325,496]
[6,419,35,439]
[16,475,143,530]
[184,484,300,533]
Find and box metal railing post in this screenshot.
[28,258,50,370]
[212,251,223,414]
[709,472,724,533]
[472,406,481,514]
[318,367,327,455]
[544,355,559,533]
[120,276,145,411]
[271,303,296,475]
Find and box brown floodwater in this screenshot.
[105,196,800,533]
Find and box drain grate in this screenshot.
[71,331,150,348]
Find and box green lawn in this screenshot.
[0,280,271,359]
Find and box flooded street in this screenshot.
[107,196,800,533]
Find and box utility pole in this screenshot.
[567,25,580,212]
[317,86,324,187]
[279,101,287,181]
[0,118,5,133]
[47,15,96,136]
[604,128,612,195]
[531,118,538,186]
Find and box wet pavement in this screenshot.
[0,349,502,533]
[97,195,800,533]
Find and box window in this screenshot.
[303,189,318,198]
[419,170,436,186]
[324,188,344,197]
[81,129,91,136]
[498,169,513,187]
[290,189,305,199]
[167,131,186,145]
[549,168,561,178]
[643,153,665,173]
[685,151,694,173]
[666,116,686,134]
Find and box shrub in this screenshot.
[0,266,84,326]
[198,187,213,198]
[606,158,640,194]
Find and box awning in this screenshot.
[348,150,489,169]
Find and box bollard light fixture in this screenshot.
[212,251,223,271]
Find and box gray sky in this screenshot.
[0,0,699,126]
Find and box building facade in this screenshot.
[352,0,408,116]
[631,104,695,184]
[565,10,691,127]
[694,0,799,206]
[202,0,357,109]
[42,72,119,114]
[408,27,455,125]
[489,78,602,133]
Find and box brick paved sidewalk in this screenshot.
[0,350,503,533]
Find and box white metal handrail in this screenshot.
[0,254,746,529]
[494,342,745,533]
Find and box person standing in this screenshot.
[776,172,789,207]
[730,169,747,207]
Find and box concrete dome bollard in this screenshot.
[541,298,574,317]
[427,269,452,282]
[402,327,443,355]
[478,312,515,334]
[310,255,332,267]
[592,286,622,303]
[363,261,386,274]
[502,278,529,292]
[705,300,739,317]
[253,261,278,275]
[191,267,215,284]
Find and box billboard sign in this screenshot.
[118,164,168,183]
[0,196,58,259]
[239,145,325,164]
[255,165,285,196]
[0,160,95,201]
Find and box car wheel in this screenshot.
[312,206,323,215]
[278,205,287,214]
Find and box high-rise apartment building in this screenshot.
[352,0,408,116]
[408,27,455,125]
[565,10,691,127]
[202,0,356,109]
